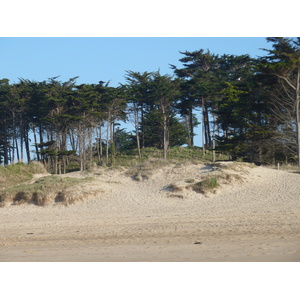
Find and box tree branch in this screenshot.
[276,74,296,90]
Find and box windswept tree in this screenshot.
[172,50,253,156]
[39,76,80,173]
[69,82,99,171]
[259,37,300,166]
[171,50,219,155]
[123,71,153,159]
[147,72,181,159]
[214,82,248,159]
[175,77,200,147]
[96,83,126,166]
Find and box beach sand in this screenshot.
[0,162,299,262]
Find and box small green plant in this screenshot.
[190,177,219,194]
[185,178,195,184]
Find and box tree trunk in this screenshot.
[56,131,61,174]
[204,104,211,147]
[106,119,109,166]
[202,98,206,156]
[78,123,84,172]
[134,104,142,159]
[141,106,145,149]
[136,129,142,160]
[54,155,58,174]
[190,110,194,147]
[162,106,169,160]
[97,125,103,165]
[185,114,191,147]
[20,121,24,161]
[2,119,9,165]
[24,125,31,163]
[110,117,115,166]
[61,129,67,151]
[88,126,93,168]
[15,135,19,162]
[163,117,168,159]
[70,129,74,152]
[39,123,44,163]
[296,65,300,167]
[185,111,194,148]
[32,125,40,161]
[11,111,15,162]
[82,127,86,171]
[212,113,217,162]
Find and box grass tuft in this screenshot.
[125,158,172,181]
[189,177,219,194]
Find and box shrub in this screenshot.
[190,177,219,194]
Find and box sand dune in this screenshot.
[0,162,299,261]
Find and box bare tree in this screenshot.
[260,38,300,166]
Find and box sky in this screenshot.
[1,37,271,86]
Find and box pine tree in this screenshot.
[147,72,180,159]
[123,71,153,159]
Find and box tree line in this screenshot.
[1,37,300,172]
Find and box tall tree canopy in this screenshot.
[1,37,299,170]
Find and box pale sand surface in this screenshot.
[0,163,299,262]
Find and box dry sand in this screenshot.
[0,162,299,262]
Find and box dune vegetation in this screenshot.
[0,162,101,207]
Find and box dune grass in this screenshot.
[114,146,229,166]
[0,161,47,190]
[167,176,219,194]
[190,177,219,193]
[125,158,172,181]
[166,162,247,196]
[0,175,95,207]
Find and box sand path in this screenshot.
[0,163,299,261]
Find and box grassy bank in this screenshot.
[166,162,252,196]
[114,146,229,167]
[0,162,47,190]
[0,175,98,207]
[0,162,103,207]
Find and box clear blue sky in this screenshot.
[0,37,271,86]
[0,37,272,147]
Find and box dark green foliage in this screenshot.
[114,128,136,153]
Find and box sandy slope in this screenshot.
[0,162,299,262]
